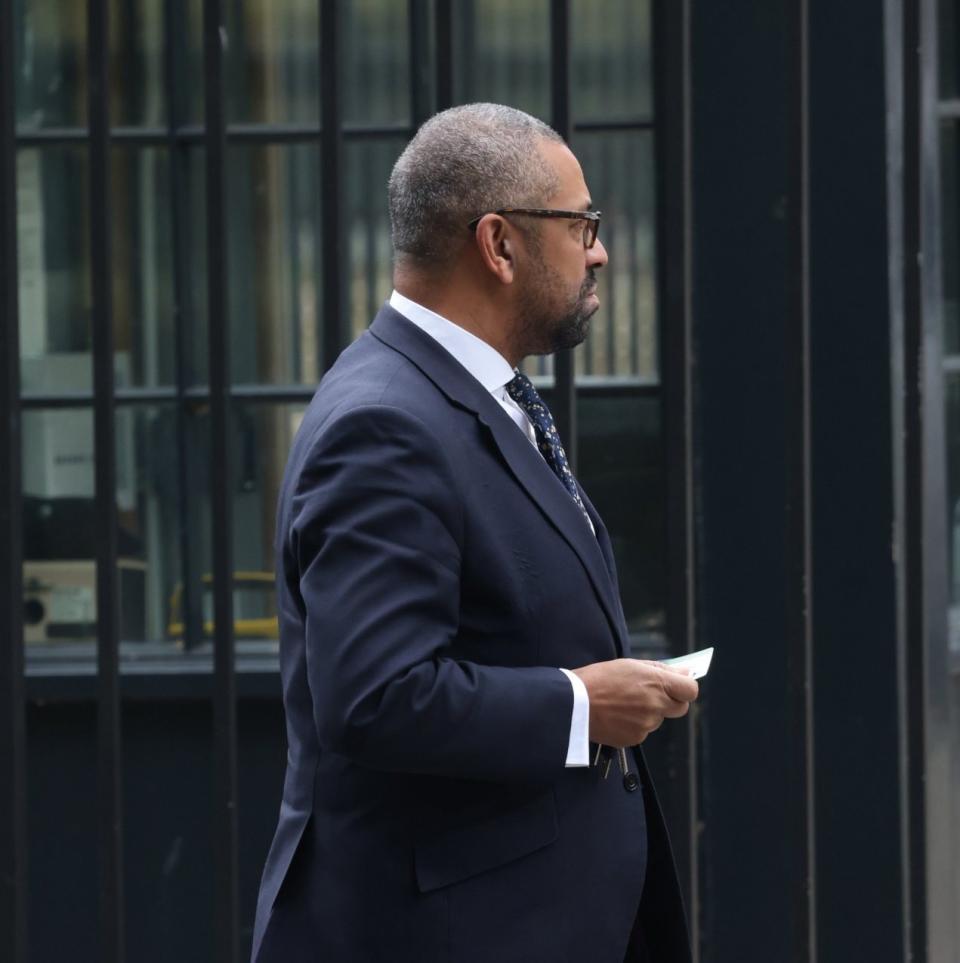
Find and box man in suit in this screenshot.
[251,103,699,963]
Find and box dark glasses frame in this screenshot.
[467,207,602,249]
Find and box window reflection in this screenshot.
[454,0,551,121]
[18,146,179,391]
[226,144,322,385]
[108,0,166,127]
[185,404,305,649]
[571,131,657,382]
[17,147,92,391]
[13,0,87,129]
[117,405,183,643]
[223,0,320,124]
[343,0,411,126]
[346,138,403,341]
[111,148,176,386]
[22,409,96,644]
[571,0,653,121]
[21,406,183,650]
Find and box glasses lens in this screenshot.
[584,218,599,249]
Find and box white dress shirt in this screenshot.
[389,290,591,767]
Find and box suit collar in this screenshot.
[370,304,628,657]
[388,290,515,394]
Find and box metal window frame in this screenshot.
[88,0,126,957]
[0,1,27,960]
[202,0,240,958]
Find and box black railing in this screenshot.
[0,0,27,958]
[88,0,126,957]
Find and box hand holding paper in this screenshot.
[660,646,714,680]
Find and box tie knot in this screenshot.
[505,370,544,416]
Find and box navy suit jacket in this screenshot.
[251,306,692,963]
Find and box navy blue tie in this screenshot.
[506,370,592,528]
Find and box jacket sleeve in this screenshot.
[289,403,573,782]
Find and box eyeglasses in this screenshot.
[467,207,602,249]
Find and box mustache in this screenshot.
[580,270,598,296]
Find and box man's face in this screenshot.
[514,141,608,357]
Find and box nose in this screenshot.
[588,237,608,269]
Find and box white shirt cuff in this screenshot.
[559,668,591,767]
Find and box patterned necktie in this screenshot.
[506,370,592,528]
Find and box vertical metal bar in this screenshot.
[88,0,125,957]
[434,0,454,112]
[164,0,201,651]
[550,0,576,467]
[784,0,816,958]
[0,0,27,958]
[204,0,239,957]
[320,0,345,370]
[654,0,698,953]
[409,0,432,125]
[900,4,927,958]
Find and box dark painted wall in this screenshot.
[691,0,909,961]
[26,697,285,963]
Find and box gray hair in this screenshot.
[388,103,564,269]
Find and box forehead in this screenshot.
[538,140,591,206]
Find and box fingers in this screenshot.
[658,665,699,704]
[661,697,691,720]
[573,657,700,748]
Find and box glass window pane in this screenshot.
[346,137,403,342]
[571,130,657,382]
[17,147,93,393]
[231,404,304,644]
[111,148,176,386]
[183,147,209,384]
[23,408,97,651]
[108,0,166,127]
[576,392,664,638]
[116,405,183,647]
[227,143,322,385]
[224,0,320,125]
[179,0,205,126]
[454,0,551,122]
[343,0,411,127]
[188,403,304,653]
[14,0,87,130]
[571,0,652,122]
[22,405,185,660]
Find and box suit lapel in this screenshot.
[370,305,627,656]
[579,489,629,656]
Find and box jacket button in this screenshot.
[623,772,640,792]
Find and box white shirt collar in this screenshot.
[389,290,515,393]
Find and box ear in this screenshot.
[472,214,516,286]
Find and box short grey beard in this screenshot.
[515,271,597,359]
